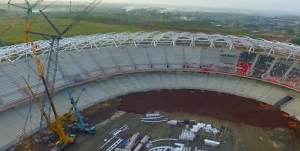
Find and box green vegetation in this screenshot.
[0,11,290,45]
[290,38,300,46]
[0,18,151,44]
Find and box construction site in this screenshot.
[67,90,300,151]
[2,1,300,151]
[9,90,299,151]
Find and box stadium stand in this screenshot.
[1,32,300,150]
[251,55,275,79]
[236,52,257,75]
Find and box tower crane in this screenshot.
[58,63,95,134]
[8,0,43,43]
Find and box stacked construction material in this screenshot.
[109,125,129,136]
[149,146,174,151]
[178,130,195,141]
[190,123,206,133]
[106,138,123,151]
[115,133,140,151]
[125,133,140,150]
[146,138,178,148]
[133,135,150,151]
[115,149,129,151]
[141,111,167,123]
[146,111,160,117]
[204,139,220,147]
[167,120,178,125]
[203,124,219,134]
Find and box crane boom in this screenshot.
[58,62,83,124]
[22,76,59,134]
[31,0,42,9]
[24,0,31,8]
[62,88,86,123]
[39,10,62,37]
[58,63,95,134]
[61,0,102,36]
[7,3,27,10]
[0,3,13,46]
[0,25,13,36]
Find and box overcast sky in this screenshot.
[11,0,300,12]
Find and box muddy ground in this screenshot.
[66,112,300,151]
[10,90,300,151]
[118,90,297,128]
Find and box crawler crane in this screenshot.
[58,63,95,134]
[25,0,102,149]
[29,41,76,151]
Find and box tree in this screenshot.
[290,38,300,46]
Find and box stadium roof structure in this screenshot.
[0,31,300,62]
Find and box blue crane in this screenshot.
[57,62,96,134]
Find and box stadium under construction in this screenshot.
[0,32,300,151]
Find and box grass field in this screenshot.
[0,18,154,44]
[0,17,292,45]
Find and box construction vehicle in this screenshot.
[58,63,96,134]
[25,0,102,149]
[61,88,86,123]
[29,42,76,150]
[8,0,43,43]
[26,0,102,135]
[22,76,60,143]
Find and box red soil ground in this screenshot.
[118,90,297,128]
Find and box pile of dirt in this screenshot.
[118,90,296,128]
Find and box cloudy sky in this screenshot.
[11,0,299,12]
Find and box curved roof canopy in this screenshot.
[1,31,299,62]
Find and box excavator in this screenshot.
[61,88,86,123]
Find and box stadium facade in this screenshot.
[0,31,300,150]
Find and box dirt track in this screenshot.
[118,90,296,128]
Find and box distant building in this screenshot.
[180,16,188,21]
[180,16,196,21]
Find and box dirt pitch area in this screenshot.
[10,90,300,151]
[67,90,300,151]
[118,90,297,129]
